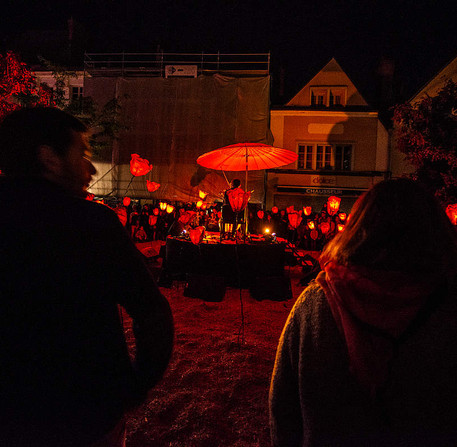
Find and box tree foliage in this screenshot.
[0,52,53,120]
[393,80,457,203]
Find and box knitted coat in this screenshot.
[269,281,457,446]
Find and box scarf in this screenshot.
[316,261,439,397]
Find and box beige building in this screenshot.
[267,58,389,212]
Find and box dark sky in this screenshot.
[2,0,457,106]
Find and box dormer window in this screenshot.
[311,86,347,107]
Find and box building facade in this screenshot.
[267,58,389,212]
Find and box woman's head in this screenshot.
[321,178,457,275]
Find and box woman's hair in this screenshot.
[321,178,457,275]
[231,179,241,188]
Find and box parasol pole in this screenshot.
[244,147,249,238]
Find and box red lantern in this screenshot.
[189,226,205,245]
[288,212,302,229]
[201,202,207,210]
[257,210,264,220]
[166,204,175,214]
[327,196,341,215]
[310,229,319,240]
[153,207,159,215]
[199,190,208,200]
[85,193,94,201]
[148,215,158,226]
[196,200,203,209]
[271,206,279,214]
[114,206,128,226]
[123,196,131,207]
[130,153,152,176]
[286,205,295,214]
[307,221,315,230]
[446,204,457,225]
[338,212,347,221]
[337,224,345,232]
[303,206,312,216]
[320,221,331,234]
[146,180,160,192]
[227,188,251,212]
[159,202,167,211]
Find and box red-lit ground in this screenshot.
[122,255,311,447]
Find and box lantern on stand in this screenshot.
[304,206,312,216]
[337,224,345,232]
[189,226,205,245]
[130,154,152,176]
[227,188,251,213]
[146,180,160,192]
[159,202,167,211]
[446,204,457,225]
[166,204,175,214]
[288,212,302,230]
[320,221,331,235]
[307,221,315,230]
[327,196,341,215]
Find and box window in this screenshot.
[334,145,352,171]
[298,145,314,169]
[297,143,353,171]
[71,86,83,101]
[310,87,347,107]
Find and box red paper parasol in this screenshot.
[196,142,297,177]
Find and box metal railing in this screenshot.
[84,52,270,77]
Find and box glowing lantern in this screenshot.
[196,200,203,209]
[327,196,341,215]
[288,212,302,229]
[227,188,251,212]
[114,207,128,226]
[307,221,315,230]
[85,193,94,201]
[189,226,205,245]
[146,180,160,192]
[338,224,345,232]
[320,221,331,234]
[286,205,295,214]
[304,206,312,216]
[446,204,457,225]
[257,210,264,220]
[310,229,319,240]
[148,215,158,226]
[153,207,159,215]
[166,204,175,214]
[201,202,207,210]
[123,196,131,207]
[159,202,167,211]
[130,153,152,176]
[271,206,279,214]
[199,190,208,200]
[338,212,347,221]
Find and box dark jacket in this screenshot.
[0,178,173,446]
[270,280,457,446]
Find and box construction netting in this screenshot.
[85,73,272,204]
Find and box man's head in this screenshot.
[231,179,241,188]
[0,107,96,197]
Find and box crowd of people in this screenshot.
[108,198,347,251]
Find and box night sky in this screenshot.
[2,0,457,107]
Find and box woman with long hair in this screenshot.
[269,178,457,446]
